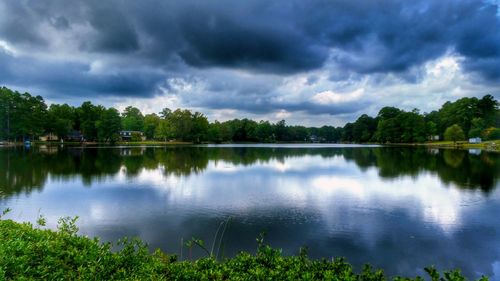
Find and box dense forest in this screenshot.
[0,86,498,143]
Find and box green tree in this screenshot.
[191,112,209,143]
[168,109,193,141]
[482,127,500,140]
[374,107,402,143]
[274,120,288,141]
[207,121,222,143]
[143,113,160,140]
[437,97,480,136]
[444,124,465,144]
[288,125,309,142]
[375,119,400,143]
[0,87,15,140]
[352,114,377,142]
[0,88,48,141]
[155,119,174,141]
[425,121,437,140]
[317,126,342,142]
[477,94,499,127]
[26,95,47,139]
[130,132,143,142]
[227,119,258,142]
[1,86,498,145]
[342,123,354,142]
[77,102,103,141]
[46,104,75,139]
[121,106,144,131]
[96,108,122,143]
[399,110,426,143]
[468,117,485,138]
[218,121,235,142]
[159,108,172,119]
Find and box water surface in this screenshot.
[0,144,499,279]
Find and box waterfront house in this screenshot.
[119,131,146,141]
[468,137,481,144]
[39,133,59,141]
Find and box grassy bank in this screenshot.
[0,217,487,280]
[28,140,194,146]
[418,140,500,151]
[10,140,500,151]
[115,141,193,145]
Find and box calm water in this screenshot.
[1,144,499,279]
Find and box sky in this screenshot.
[0,0,499,126]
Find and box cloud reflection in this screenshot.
[98,155,485,233]
[1,146,498,279]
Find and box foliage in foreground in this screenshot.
[0,217,489,281]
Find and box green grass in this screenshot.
[115,140,193,145]
[0,217,489,280]
[31,140,194,146]
[422,140,500,151]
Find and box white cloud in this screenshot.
[0,40,17,56]
[311,88,365,105]
[275,109,292,119]
[92,53,498,127]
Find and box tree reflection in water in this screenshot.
[0,145,498,198]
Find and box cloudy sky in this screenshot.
[0,0,499,126]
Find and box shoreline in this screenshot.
[387,140,500,152]
[2,140,499,152]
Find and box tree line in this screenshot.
[0,86,498,143]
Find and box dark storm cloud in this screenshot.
[0,51,162,99]
[80,1,140,53]
[0,2,48,45]
[49,16,70,31]
[0,0,499,115]
[197,96,367,116]
[2,0,499,75]
[176,7,327,73]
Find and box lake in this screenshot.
[0,144,499,279]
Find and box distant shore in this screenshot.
[2,139,499,152]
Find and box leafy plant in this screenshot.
[0,207,11,219]
[184,217,231,260]
[36,214,46,227]
[0,217,490,280]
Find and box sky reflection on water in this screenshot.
[0,145,499,279]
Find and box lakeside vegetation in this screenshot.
[0,215,488,280]
[1,86,498,144]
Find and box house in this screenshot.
[468,137,481,144]
[429,135,440,141]
[39,133,59,141]
[67,130,84,141]
[39,131,83,142]
[119,131,146,141]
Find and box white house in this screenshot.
[468,137,482,144]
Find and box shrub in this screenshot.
[130,132,143,142]
[0,218,488,280]
[481,127,500,140]
[444,124,465,143]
